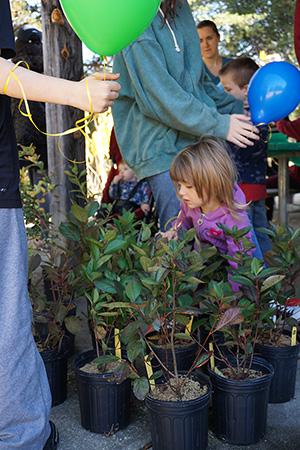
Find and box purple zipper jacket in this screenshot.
[175,184,254,265]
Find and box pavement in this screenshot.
[51,200,300,450]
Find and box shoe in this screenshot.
[43,421,59,450]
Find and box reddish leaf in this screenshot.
[215,307,244,331]
[285,298,300,307]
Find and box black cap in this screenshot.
[16,26,42,44]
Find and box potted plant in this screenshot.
[121,230,223,450]
[30,247,81,406]
[256,225,300,403]
[201,226,282,445]
[22,153,80,407]
[63,205,146,434]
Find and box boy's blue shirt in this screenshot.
[112,0,242,180]
[228,126,268,185]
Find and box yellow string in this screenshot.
[3,61,97,164]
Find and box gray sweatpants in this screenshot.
[0,209,51,450]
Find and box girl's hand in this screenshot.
[75,72,121,113]
[227,114,259,148]
[160,229,178,240]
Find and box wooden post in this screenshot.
[41,0,85,227]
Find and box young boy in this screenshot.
[109,161,152,215]
[219,57,271,256]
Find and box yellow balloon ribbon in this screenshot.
[3,61,97,164]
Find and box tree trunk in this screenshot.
[41,0,85,227]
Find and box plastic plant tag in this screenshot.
[291,326,297,346]
[144,355,155,390]
[185,316,194,336]
[114,328,122,359]
[209,342,215,370]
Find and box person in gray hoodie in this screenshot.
[112,0,259,230]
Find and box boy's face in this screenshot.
[119,163,136,182]
[219,73,247,101]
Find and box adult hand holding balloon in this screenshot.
[248,61,300,125]
[59,0,161,56]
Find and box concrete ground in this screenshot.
[51,199,300,450]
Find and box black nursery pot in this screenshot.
[40,341,70,406]
[75,350,131,434]
[256,342,300,403]
[208,357,274,446]
[151,341,198,373]
[145,382,210,450]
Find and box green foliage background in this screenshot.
[190,0,296,60]
[11,1,297,61]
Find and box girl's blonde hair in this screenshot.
[170,136,246,216]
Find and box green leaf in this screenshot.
[117,257,128,270]
[133,377,150,401]
[256,227,276,238]
[121,321,141,345]
[140,257,153,271]
[56,305,68,325]
[178,294,194,308]
[131,244,147,256]
[125,280,142,302]
[94,279,117,294]
[251,258,263,275]
[127,340,145,363]
[230,275,254,288]
[194,353,210,368]
[104,302,133,309]
[59,222,80,242]
[87,201,100,218]
[174,333,193,341]
[141,224,152,242]
[291,227,300,241]
[261,275,285,292]
[71,203,88,223]
[104,238,127,254]
[97,254,113,268]
[95,355,118,367]
[64,316,81,335]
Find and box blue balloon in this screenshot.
[248,61,300,125]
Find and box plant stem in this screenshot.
[170,272,178,380]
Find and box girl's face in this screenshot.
[177,182,205,209]
[198,26,220,60]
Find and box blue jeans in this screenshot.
[248,200,272,256]
[0,209,51,450]
[147,170,180,231]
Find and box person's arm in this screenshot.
[140,181,152,205]
[0,57,120,113]
[276,118,300,141]
[108,182,120,200]
[122,39,258,147]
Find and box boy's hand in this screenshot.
[227,114,259,148]
[112,174,123,184]
[140,203,150,213]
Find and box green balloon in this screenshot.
[60,0,161,56]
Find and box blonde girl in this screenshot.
[167,136,262,261]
